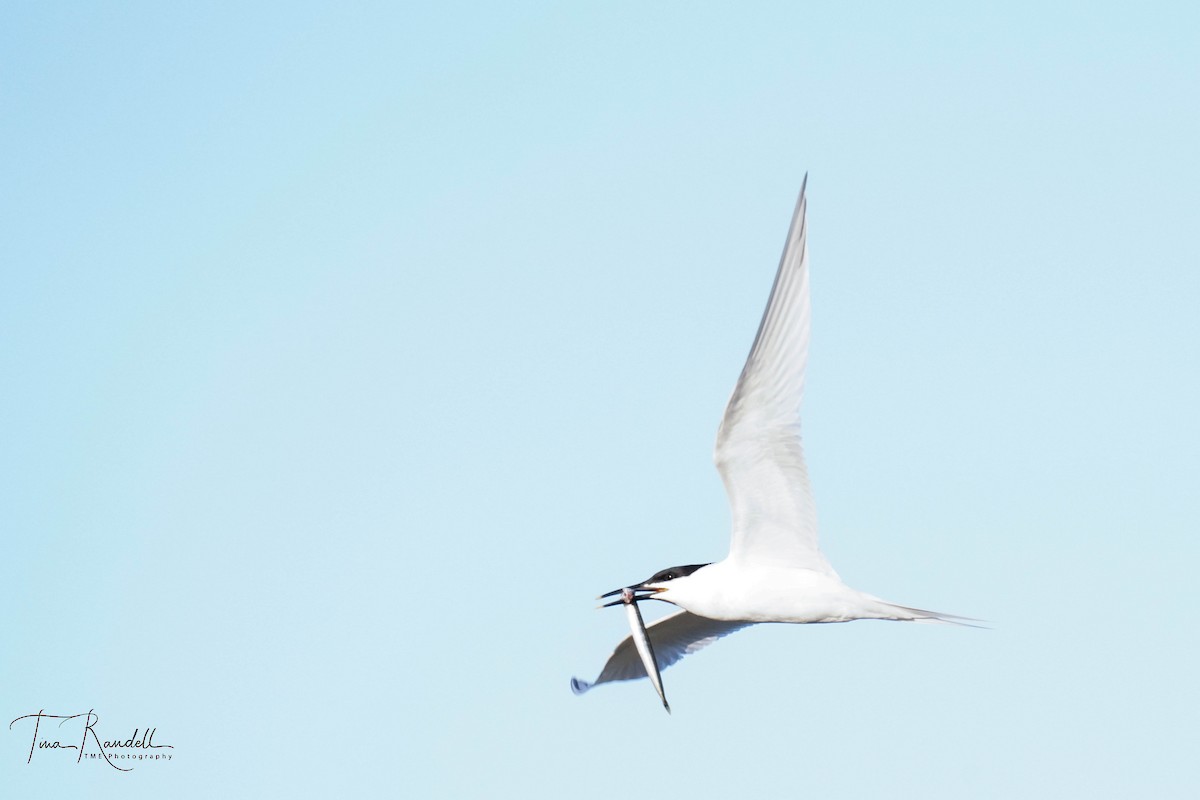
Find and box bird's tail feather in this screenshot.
[883,602,988,628]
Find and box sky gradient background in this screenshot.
[3,2,1199,797]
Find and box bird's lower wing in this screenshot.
[571,611,754,695]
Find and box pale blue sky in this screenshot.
[3,3,1199,797]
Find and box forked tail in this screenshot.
[881,602,986,628]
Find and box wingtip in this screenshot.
[570,677,592,696]
[791,175,809,225]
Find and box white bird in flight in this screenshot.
[572,178,968,706]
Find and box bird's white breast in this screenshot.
[662,559,885,624]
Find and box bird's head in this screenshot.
[600,563,711,607]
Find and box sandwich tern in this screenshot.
[572,178,967,707]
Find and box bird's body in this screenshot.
[656,559,924,624]
[572,178,965,705]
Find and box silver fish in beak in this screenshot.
[620,587,670,713]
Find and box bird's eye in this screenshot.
[664,573,674,580]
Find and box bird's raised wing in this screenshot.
[714,178,836,575]
[571,610,753,694]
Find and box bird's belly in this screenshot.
[680,566,872,624]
